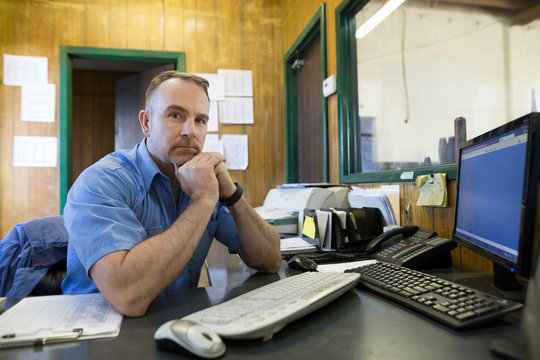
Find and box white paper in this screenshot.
[218,69,253,97]
[207,101,219,132]
[195,73,225,101]
[221,134,248,170]
[3,54,48,86]
[0,294,122,341]
[13,136,57,167]
[255,207,297,220]
[21,83,56,122]
[202,134,224,154]
[317,260,378,273]
[219,97,254,124]
[348,186,397,225]
[316,210,330,248]
[280,237,317,251]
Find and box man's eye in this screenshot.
[169,112,182,119]
[197,118,208,125]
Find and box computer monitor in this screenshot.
[453,112,540,291]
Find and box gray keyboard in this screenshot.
[183,271,360,340]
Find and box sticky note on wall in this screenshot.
[416,173,448,207]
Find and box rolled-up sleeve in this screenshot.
[64,164,147,275]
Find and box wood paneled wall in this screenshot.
[0,0,285,237]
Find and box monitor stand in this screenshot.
[493,263,523,291]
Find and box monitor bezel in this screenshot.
[452,112,540,278]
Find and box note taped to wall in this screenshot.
[221,134,248,170]
[13,136,57,167]
[3,54,48,86]
[218,69,253,97]
[416,173,448,207]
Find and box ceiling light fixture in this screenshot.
[355,0,407,39]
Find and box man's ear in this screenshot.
[139,110,150,137]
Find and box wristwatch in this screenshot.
[221,183,244,207]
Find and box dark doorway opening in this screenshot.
[58,46,185,211]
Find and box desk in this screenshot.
[0,259,524,360]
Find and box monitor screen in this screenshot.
[453,112,540,279]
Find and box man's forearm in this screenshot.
[90,197,216,316]
[228,196,281,273]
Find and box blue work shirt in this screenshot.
[61,140,241,294]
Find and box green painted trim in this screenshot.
[320,4,328,183]
[283,4,328,183]
[335,0,455,184]
[58,46,72,214]
[340,164,458,183]
[284,62,298,183]
[58,46,185,213]
[60,46,186,65]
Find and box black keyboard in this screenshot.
[346,262,523,329]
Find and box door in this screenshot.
[283,5,327,184]
[296,35,324,183]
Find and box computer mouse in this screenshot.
[154,319,226,359]
[287,255,318,272]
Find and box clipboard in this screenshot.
[1,328,83,348]
[0,293,122,349]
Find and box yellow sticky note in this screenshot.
[302,216,317,239]
[416,173,448,207]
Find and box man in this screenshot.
[61,71,281,317]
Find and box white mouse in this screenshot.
[154,319,226,359]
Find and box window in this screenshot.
[336,0,540,182]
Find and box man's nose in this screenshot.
[180,118,195,137]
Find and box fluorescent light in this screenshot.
[355,0,407,39]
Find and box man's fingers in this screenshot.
[188,152,225,166]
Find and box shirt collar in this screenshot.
[136,138,168,193]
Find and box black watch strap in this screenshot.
[221,183,243,207]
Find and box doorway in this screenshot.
[58,46,185,212]
[284,4,327,183]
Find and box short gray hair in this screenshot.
[145,71,210,112]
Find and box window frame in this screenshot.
[335,0,457,183]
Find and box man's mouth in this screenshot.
[174,146,199,154]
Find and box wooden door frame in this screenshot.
[283,4,327,183]
[58,46,185,212]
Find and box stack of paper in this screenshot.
[255,207,299,234]
[348,186,398,226]
[280,237,318,254]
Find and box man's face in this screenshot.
[143,78,210,168]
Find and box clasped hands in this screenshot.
[174,152,236,204]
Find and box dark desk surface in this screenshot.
[0,245,526,360]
